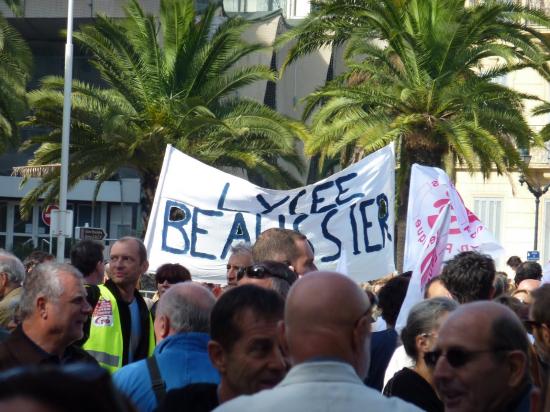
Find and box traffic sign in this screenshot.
[42,204,59,226]
[76,227,107,241]
[527,251,540,261]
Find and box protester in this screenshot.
[226,242,253,287]
[384,297,458,412]
[513,279,541,305]
[22,250,54,273]
[0,364,133,412]
[237,260,297,299]
[529,284,550,383]
[0,262,97,371]
[366,275,409,391]
[507,255,522,275]
[433,301,531,411]
[424,277,452,299]
[515,262,543,287]
[214,272,422,412]
[439,251,496,303]
[252,228,317,276]
[114,283,218,412]
[0,250,25,328]
[70,240,105,286]
[150,263,192,318]
[493,271,510,297]
[157,284,286,412]
[83,237,155,372]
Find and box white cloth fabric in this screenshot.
[384,345,415,389]
[214,361,422,412]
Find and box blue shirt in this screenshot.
[113,332,220,412]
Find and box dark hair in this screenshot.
[377,276,409,327]
[22,250,54,272]
[155,263,191,284]
[210,284,284,351]
[531,284,550,325]
[514,262,542,286]
[0,364,132,412]
[252,228,306,264]
[439,251,495,303]
[70,240,104,277]
[493,271,510,297]
[493,295,529,322]
[506,256,522,270]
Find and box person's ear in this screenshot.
[153,314,170,340]
[208,341,226,374]
[505,350,527,388]
[141,260,149,275]
[352,313,370,353]
[37,296,48,319]
[416,334,432,354]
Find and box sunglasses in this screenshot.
[424,347,502,369]
[237,263,297,285]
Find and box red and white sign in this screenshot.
[403,164,503,273]
[42,204,59,227]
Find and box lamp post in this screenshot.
[519,150,550,251]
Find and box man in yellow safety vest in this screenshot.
[83,236,155,373]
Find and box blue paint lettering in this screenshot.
[161,200,191,254]
[320,209,341,262]
[311,180,337,214]
[191,207,223,260]
[335,173,364,205]
[221,212,251,259]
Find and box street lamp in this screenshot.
[518,149,550,251]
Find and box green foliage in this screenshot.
[0,0,31,151]
[21,0,307,221]
[283,0,550,185]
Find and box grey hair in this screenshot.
[0,250,25,286]
[401,297,458,360]
[19,262,83,320]
[156,283,216,334]
[230,242,252,257]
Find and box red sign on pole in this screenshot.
[42,204,59,227]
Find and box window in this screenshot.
[473,198,502,241]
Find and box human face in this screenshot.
[223,309,286,395]
[109,240,148,290]
[528,306,550,363]
[433,314,512,412]
[47,272,91,346]
[291,239,317,276]
[227,253,253,286]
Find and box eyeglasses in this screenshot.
[424,347,505,369]
[237,262,297,285]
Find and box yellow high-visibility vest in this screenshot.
[83,285,155,373]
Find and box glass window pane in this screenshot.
[13,206,32,234]
[0,203,6,232]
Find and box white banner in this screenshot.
[144,145,396,283]
[396,204,451,332]
[403,164,503,273]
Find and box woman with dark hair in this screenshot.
[151,263,192,318]
[383,297,458,412]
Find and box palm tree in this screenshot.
[0,0,31,152]
[281,0,550,268]
[20,0,307,226]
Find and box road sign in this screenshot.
[527,250,540,261]
[42,204,59,226]
[76,227,107,241]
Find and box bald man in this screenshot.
[114,283,219,412]
[433,301,531,412]
[214,271,422,412]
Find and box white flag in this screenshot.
[396,204,452,332]
[403,164,503,273]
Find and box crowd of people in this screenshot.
[0,228,548,412]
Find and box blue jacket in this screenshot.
[113,332,220,412]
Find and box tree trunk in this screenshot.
[140,172,159,237]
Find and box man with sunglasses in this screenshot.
[214,272,421,412]
[432,301,531,412]
[237,260,297,299]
